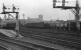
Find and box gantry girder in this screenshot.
[53,0,80,21]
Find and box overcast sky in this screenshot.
[0,0,81,21]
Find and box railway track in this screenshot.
[0,36,57,50]
[0,27,80,50]
[19,27,81,49]
[0,38,37,50]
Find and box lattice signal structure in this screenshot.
[53,0,80,21]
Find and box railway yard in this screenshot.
[19,27,81,50]
[0,29,55,50]
[0,0,81,50]
[0,28,79,50]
